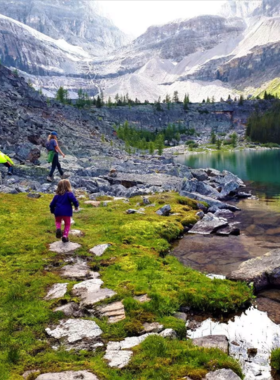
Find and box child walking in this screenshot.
[50,179,79,243]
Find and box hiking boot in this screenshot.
[62,236,69,243]
[47,176,54,182]
[56,228,62,238]
[60,173,70,179]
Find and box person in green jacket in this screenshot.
[0,151,14,175]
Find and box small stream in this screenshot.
[174,150,280,379]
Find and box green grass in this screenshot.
[0,193,251,379]
[254,78,280,99]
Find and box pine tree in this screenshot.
[96,95,102,108]
[210,131,216,144]
[216,139,222,150]
[183,93,189,110]
[238,95,244,106]
[173,91,179,103]
[56,87,68,104]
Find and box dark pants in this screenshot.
[3,162,13,174]
[49,152,63,177]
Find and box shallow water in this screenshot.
[175,150,280,379]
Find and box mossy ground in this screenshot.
[0,192,252,379]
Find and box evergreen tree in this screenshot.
[206,97,210,103]
[210,131,216,144]
[211,96,215,103]
[231,132,238,147]
[238,95,244,106]
[216,139,222,150]
[56,86,68,104]
[183,93,189,110]
[149,141,155,155]
[96,95,102,108]
[173,91,179,103]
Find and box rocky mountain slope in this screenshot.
[0,0,129,56]
[0,0,280,102]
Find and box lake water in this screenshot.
[174,149,280,276]
[174,150,280,379]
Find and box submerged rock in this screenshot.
[228,248,280,291]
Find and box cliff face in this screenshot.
[0,0,279,101]
[0,0,129,56]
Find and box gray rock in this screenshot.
[54,303,83,318]
[104,348,133,369]
[156,204,171,216]
[180,191,240,212]
[142,322,164,333]
[196,211,204,219]
[68,229,83,237]
[35,371,99,380]
[205,369,241,380]
[173,312,187,322]
[45,319,102,344]
[142,196,151,205]
[72,279,116,306]
[190,169,209,181]
[89,244,111,256]
[188,213,228,235]
[214,209,235,219]
[192,335,229,353]
[49,241,81,254]
[126,209,138,214]
[27,193,41,198]
[159,328,177,339]
[45,283,68,300]
[228,248,280,291]
[219,180,240,198]
[60,263,99,280]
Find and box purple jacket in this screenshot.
[50,192,79,217]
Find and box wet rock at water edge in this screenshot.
[35,370,99,380]
[205,369,241,380]
[188,213,228,235]
[228,248,280,291]
[192,335,229,354]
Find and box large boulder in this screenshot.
[188,213,228,235]
[228,248,280,291]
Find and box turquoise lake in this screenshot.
[173,149,280,276]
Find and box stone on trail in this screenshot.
[45,319,102,344]
[60,263,99,280]
[188,213,228,235]
[96,301,126,324]
[205,369,241,380]
[84,200,101,207]
[35,370,99,380]
[68,229,83,237]
[49,241,81,254]
[45,283,68,300]
[72,279,116,306]
[192,335,229,354]
[228,248,280,291]
[89,243,111,257]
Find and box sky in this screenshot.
[98,1,224,37]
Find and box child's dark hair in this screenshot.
[56,179,72,195]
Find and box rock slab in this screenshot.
[89,244,111,256]
[228,248,280,291]
[45,283,68,300]
[35,371,99,380]
[45,319,102,343]
[205,369,241,380]
[188,213,228,235]
[49,241,81,254]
